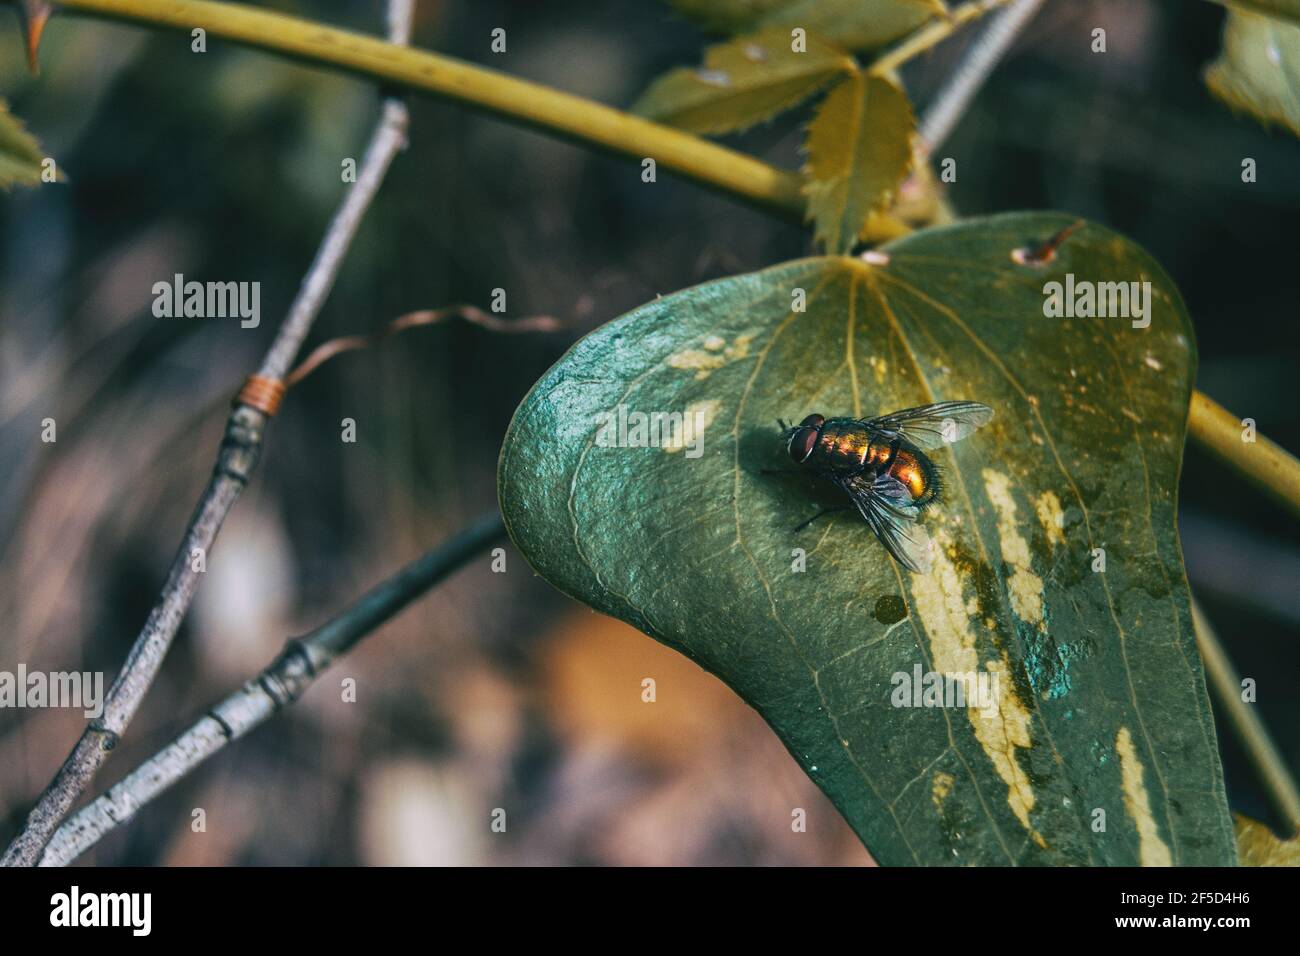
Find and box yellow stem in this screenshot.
[54,0,805,215]
[1187,391,1300,523]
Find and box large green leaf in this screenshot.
[669,0,945,52]
[0,100,49,188]
[804,71,915,254]
[1205,8,1300,136]
[499,212,1236,865]
[632,28,855,134]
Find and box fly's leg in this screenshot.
[793,506,851,533]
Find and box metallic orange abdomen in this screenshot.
[889,449,930,500]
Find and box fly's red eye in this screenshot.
[789,426,817,463]
[800,414,825,428]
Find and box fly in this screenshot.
[778,401,994,574]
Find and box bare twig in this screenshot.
[1192,598,1300,834]
[39,511,507,867]
[918,0,1047,153]
[286,305,563,387]
[1,0,415,868]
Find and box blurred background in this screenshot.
[0,0,1294,865]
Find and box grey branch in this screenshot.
[919,0,1046,154]
[1,2,415,866]
[40,512,506,867]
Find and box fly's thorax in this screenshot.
[810,418,874,472]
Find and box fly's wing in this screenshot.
[863,401,993,450]
[841,474,933,574]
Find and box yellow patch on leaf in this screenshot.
[983,470,1046,632]
[667,333,755,380]
[1034,490,1066,549]
[1116,726,1173,867]
[909,528,1044,847]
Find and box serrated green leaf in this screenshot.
[805,71,915,255]
[0,100,50,188]
[1235,815,1300,865]
[499,212,1236,866]
[633,28,856,134]
[669,0,946,52]
[1205,9,1300,136]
